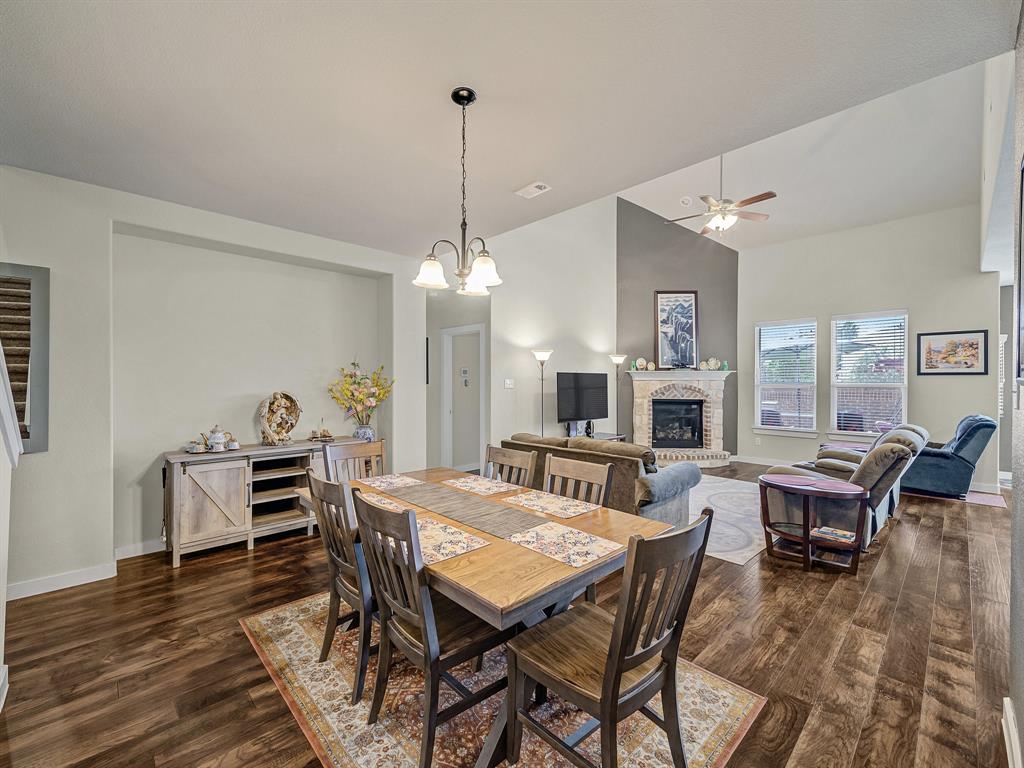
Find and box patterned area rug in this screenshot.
[688,476,765,565]
[242,593,765,768]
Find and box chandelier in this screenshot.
[413,87,502,296]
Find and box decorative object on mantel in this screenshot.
[916,329,988,375]
[531,349,553,437]
[698,357,722,371]
[655,290,699,369]
[646,361,656,371]
[258,391,301,446]
[635,356,647,371]
[412,86,502,296]
[328,362,394,442]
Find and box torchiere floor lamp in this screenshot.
[531,349,553,436]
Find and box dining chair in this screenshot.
[353,489,517,768]
[544,455,613,601]
[505,508,714,768]
[483,444,538,487]
[322,440,386,482]
[305,470,377,704]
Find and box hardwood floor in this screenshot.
[0,461,1010,767]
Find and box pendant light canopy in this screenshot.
[413,87,501,295]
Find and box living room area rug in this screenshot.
[242,593,765,768]
[688,475,765,565]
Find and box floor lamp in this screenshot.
[532,349,553,436]
[609,353,627,435]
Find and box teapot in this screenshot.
[205,425,228,452]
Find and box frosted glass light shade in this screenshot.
[413,256,449,289]
[531,349,553,363]
[468,251,502,286]
[707,212,738,232]
[457,270,489,296]
[609,354,627,365]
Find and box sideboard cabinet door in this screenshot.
[180,459,250,544]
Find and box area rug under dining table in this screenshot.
[243,593,765,768]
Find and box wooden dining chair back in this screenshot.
[322,440,386,482]
[543,455,613,506]
[353,489,515,768]
[483,444,538,487]
[351,490,438,663]
[305,470,377,702]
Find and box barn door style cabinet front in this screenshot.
[163,438,360,567]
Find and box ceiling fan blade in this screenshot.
[735,211,769,221]
[699,194,720,208]
[699,225,713,236]
[734,191,777,208]
[665,212,714,223]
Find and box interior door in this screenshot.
[180,459,249,544]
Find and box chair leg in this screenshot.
[367,627,392,724]
[419,666,441,768]
[600,722,618,768]
[507,654,527,764]
[473,653,484,673]
[351,608,373,704]
[660,674,688,767]
[585,583,597,603]
[319,589,341,663]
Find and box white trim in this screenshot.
[441,323,487,471]
[0,665,8,713]
[0,343,23,469]
[970,481,1003,495]
[7,561,116,601]
[752,427,820,439]
[825,431,876,444]
[1004,697,1023,768]
[999,470,1012,483]
[453,463,480,473]
[115,539,165,560]
[627,370,733,380]
[732,454,790,467]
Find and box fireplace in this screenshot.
[651,399,704,449]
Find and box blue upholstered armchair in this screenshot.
[900,415,997,499]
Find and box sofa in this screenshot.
[900,414,997,499]
[765,440,914,549]
[500,433,701,528]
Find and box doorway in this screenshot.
[441,323,486,472]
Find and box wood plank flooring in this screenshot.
[0,461,1010,767]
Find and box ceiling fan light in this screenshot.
[708,212,738,232]
[413,254,449,289]
[469,250,502,286]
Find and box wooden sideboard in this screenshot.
[162,438,361,567]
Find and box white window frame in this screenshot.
[754,318,818,436]
[829,310,908,440]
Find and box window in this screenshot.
[830,311,907,434]
[755,319,816,431]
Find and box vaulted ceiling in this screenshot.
[0,1,1018,257]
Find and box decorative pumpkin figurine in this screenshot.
[257,391,301,445]
[699,360,710,370]
[646,361,656,371]
[708,357,722,371]
[635,357,647,370]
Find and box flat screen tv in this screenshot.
[556,372,608,423]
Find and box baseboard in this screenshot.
[1004,697,1023,768]
[0,665,8,714]
[999,470,1012,483]
[115,539,165,560]
[454,463,480,472]
[731,454,788,468]
[970,481,1002,495]
[7,561,117,601]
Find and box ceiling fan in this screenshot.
[665,155,776,236]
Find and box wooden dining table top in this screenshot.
[296,467,671,630]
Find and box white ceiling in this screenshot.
[621,62,987,252]
[0,1,1018,259]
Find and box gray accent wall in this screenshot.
[1001,284,1013,473]
[615,198,738,452]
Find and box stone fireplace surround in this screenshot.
[628,370,734,468]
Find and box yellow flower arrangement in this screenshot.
[328,362,395,426]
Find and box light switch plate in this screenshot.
[504,378,515,389]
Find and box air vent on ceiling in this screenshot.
[515,181,552,199]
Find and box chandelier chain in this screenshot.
[461,105,468,229]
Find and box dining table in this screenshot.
[296,466,672,768]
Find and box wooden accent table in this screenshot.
[758,473,869,574]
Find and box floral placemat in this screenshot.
[442,476,521,495]
[359,474,424,491]
[415,517,489,565]
[505,490,599,519]
[360,492,406,511]
[508,521,623,567]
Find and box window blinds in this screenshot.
[755,320,816,430]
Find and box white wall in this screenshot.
[0,165,425,597]
[425,291,489,467]
[737,205,1001,488]
[112,234,384,555]
[488,196,618,442]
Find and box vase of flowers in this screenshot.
[328,362,395,442]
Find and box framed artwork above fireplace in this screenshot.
[655,290,698,369]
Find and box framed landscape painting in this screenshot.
[917,329,988,375]
[655,290,698,369]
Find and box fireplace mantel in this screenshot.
[627,370,734,381]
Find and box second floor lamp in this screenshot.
[531,349,553,436]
